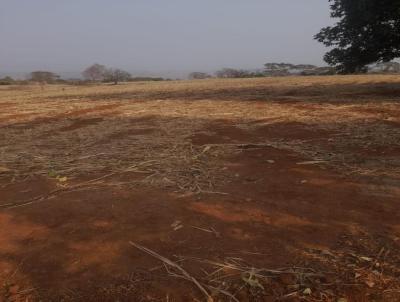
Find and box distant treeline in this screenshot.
[0,64,169,85]
[1,61,400,85]
[189,61,400,79]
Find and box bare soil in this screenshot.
[0,75,400,301]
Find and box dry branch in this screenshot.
[1,161,157,209]
[129,241,213,302]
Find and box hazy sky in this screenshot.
[1,0,333,77]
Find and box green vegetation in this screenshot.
[316,0,400,73]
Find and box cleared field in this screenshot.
[0,75,400,301]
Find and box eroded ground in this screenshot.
[0,75,400,301]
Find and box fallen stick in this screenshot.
[1,160,157,209]
[296,160,327,165]
[197,190,229,195]
[202,143,274,149]
[190,226,221,238]
[129,241,213,302]
[206,285,239,302]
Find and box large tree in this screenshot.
[82,63,107,82]
[103,68,131,84]
[29,71,60,83]
[315,0,400,74]
[188,72,211,80]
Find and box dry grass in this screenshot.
[1,75,400,194]
[130,234,400,302]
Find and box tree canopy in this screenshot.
[103,68,131,84]
[30,71,60,83]
[315,0,400,73]
[82,64,107,82]
[189,72,211,80]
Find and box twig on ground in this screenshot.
[206,285,239,302]
[191,226,221,238]
[1,160,157,209]
[129,241,213,302]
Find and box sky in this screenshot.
[0,0,333,78]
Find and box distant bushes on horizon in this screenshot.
[1,61,399,85]
[188,61,400,80]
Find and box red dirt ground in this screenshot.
[1,76,400,301]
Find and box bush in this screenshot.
[0,76,15,85]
